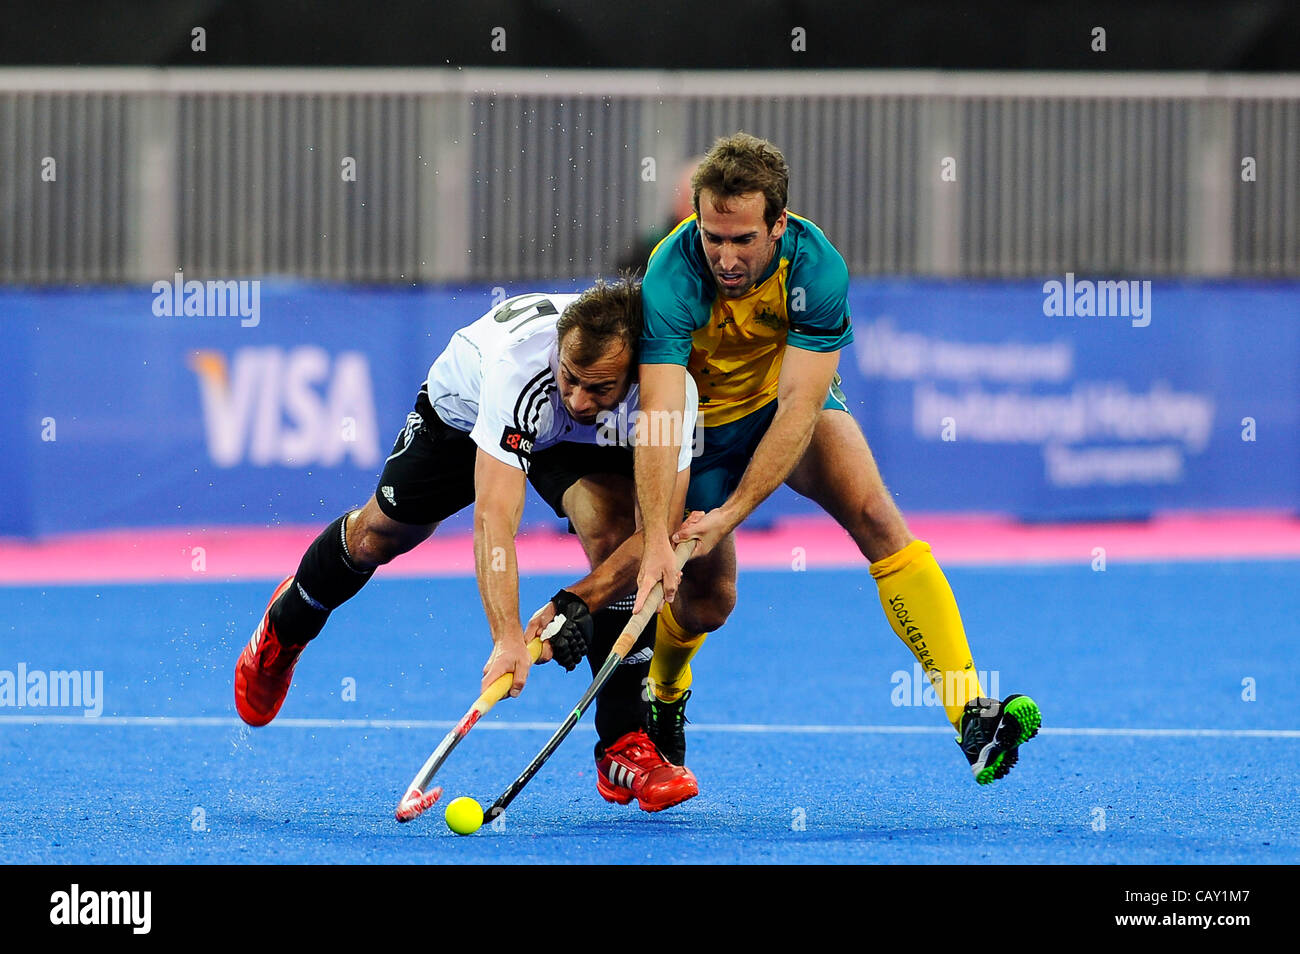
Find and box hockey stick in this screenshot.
[394,618,561,822]
[484,538,696,823]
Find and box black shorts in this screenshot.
[373,387,634,526]
[528,440,634,521]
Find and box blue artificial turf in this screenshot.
[1,561,1296,864]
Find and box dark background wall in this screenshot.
[5,0,1299,70]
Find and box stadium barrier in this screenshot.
[0,69,1297,285]
[2,279,1295,538]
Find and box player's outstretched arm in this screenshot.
[472,449,546,697]
[633,362,688,612]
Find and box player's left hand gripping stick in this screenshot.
[394,620,561,823]
[485,539,696,823]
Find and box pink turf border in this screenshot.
[1,512,1298,584]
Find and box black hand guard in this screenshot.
[547,590,593,672]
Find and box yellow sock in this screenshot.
[649,602,707,703]
[870,540,983,730]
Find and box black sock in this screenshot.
[269,512,375,645]
[590,596,655,759]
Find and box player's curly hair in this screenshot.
[692,132,789,230]
[556,272,642,366]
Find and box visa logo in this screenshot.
[189,347,381,468]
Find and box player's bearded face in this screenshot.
[557,337,633,424]
[697,189,787,299]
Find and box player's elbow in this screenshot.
[777,382,827,415]
[773,393,824,441]
[474,498,522,538]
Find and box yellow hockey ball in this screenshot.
[444,796,484,835]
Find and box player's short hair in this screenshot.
[556,274,642,367]
[692,132,789,230]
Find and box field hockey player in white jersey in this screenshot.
[235,277,702,811]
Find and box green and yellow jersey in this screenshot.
[640,212,853,428]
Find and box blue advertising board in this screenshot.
[1,279,1296,537]
[818,279,1300,521]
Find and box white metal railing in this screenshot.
[1,69,1297,284]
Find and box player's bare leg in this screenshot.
[562,473,699,810]
[782,409,912,562]
[561,473,638,569]
[785,408,1040,782]
[670,533,737,635]
[344,495,437,570]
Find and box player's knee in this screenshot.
[852,493,909,550]
[348,515,416,568]
[570,504,634,566]
[682,585,735,633]
[581,523,633,566]
[348,530,393,568]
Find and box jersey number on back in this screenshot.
[493,294,560,332]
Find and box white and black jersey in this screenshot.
[425,292,698,474]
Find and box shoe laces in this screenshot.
[611,730,667,769]
[960,705,989,747]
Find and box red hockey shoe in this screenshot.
[595,729,699,812]
[234,576,304,727]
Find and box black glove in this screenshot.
[546,590,593,672]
